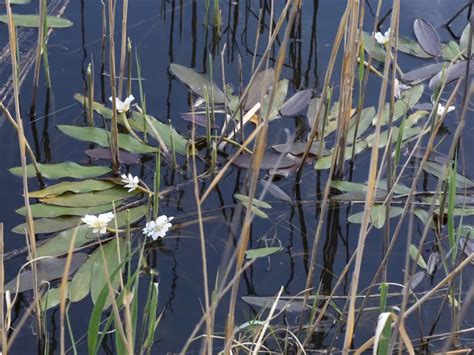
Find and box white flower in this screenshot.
[394,79,411,99]
[143,215,174,240]
[120,173,139,192]
[436,103,455,116]
[109,95,135,113]
[374,28,390,45]
[81,212,115,234]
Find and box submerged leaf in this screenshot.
[244,68,274,110]
[245,247,281,260]
[170,63,226,103]
[242,296,307,313]
[429,61,474,90]
[260,180,292,203]
[85,149,140,165]
[10,162,111,180]
[260,79,289,120]
[279,89,312,116]
[0,14,73,28]
[402,62,446,84]
[5,254,88,293]
[423,161,474,189]
[232,151,296,170]
[413,19,441,57]
[410,271,426,290]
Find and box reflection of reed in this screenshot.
[0,0,71,119]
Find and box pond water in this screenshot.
[0,0,473,353]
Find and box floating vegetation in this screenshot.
[1,0,473,353]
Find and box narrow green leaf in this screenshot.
[409,244,427,269]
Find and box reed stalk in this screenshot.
[118,0,129,98]
[5,0,43,342]
[108,0,120,171]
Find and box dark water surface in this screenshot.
[1,0,473,353]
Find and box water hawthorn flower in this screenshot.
[436,104,455,116]
[81,212,115,234]
[120,173,139,192]
[109,95,135,113]
[143,216,174,240]
[374,28,390,45]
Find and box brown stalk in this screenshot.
[59,225,80,355]
[191,104,213,354]
[343,0,400,350]
[0,223,5,355]
[224,3,301,351]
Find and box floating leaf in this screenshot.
[261,79,289,120]
[5,254,87,293]
[409,244,427,269]
[41,285,63,311]
[413,18,441,57]
[315,141,367,170]
[398,37,432,58]
[58,125,158,154]
[90,239,126,305]
[29,179,115,198]
[244,68,274,110]
[245,247,281,260]
[260,180,292,203]
[17,203,118,219]
[423,161,474,189]
[180,112,217,128]
[460,24,473,57]
[426,252,439,275]
[279,89,312,116]
[85,149,140,165]
[130,112,188,155]
[442,41,462,61]
[234,194,271,209]
[36,206,146,257]
[232,151,296,170]
[402,62,446,84]
[69,238,125,304]
[362,31,387,62]
[346,106,376,140]
[170,63,226,103]
[40,187,138,207]
[378,84,424,125]
[74,94,188,154]
[13,216,81,235]
[10,162,111,180]
[11,0,31,3]
[348,205,403,229]
[0,14,73,28]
